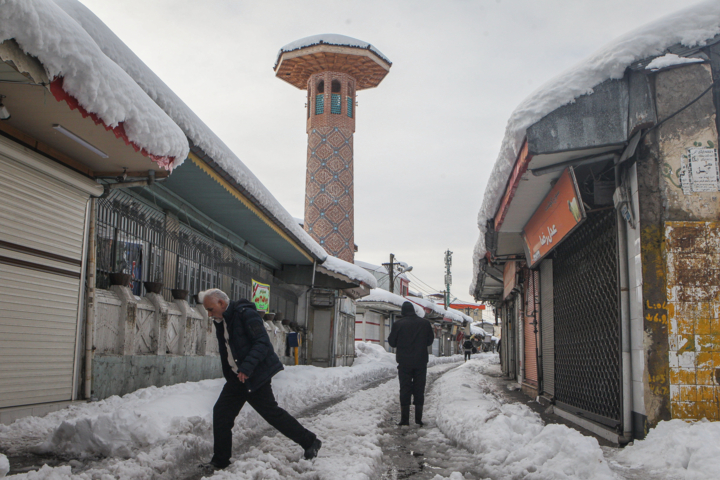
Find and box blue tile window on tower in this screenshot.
[331,94,341,114]
[347,97,353,118]
[315,94,324,115]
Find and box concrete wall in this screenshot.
[639,62,720,426]
[90,286,221,399]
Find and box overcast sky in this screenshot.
[80,0,690,301]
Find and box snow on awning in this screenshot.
[357,289,425,317]
[406,297,465,323]
[0,0,189,168]
[318,256,378,290]
[54,0,328,261]
[471,0,720,295]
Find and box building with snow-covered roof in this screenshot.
[0,1,379,422]
[275,34,391,263]
[470,0,720,443]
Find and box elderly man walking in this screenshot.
[388,301,435,426]
[198,289,321,472]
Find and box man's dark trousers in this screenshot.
[398,365,427,406]
[212,377,316,466]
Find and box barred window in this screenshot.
[347,97,353,118]
[315,94,324,115]
[331,94,341,114]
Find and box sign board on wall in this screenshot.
[252,279,270,312]
[522,167,586,268]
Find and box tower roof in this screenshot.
[274,34,391,90]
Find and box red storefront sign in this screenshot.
[522,167,586,268]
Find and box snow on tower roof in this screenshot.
[357,289,425,317]
[319,256,378,289]
[276,34,391,66]
[0,0,189,167]
[471,0,720,295]
[52,0,328,261]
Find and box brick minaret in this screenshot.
[275,35,391,262]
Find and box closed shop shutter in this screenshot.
[524,270,539,385]
[0,140,96,409]
[540,259,554,396]
[553,209,621,428]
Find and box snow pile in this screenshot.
[646,53,705,71]
[53,0,328,261]
[276,34,391,66]
[470,323,487,336]
[319,255,378,289]
[0,453,8,478]
[356,288,425,317]
[0,0,188,166]
[613,419,720,479]
[471,0,720,295]
[433,361,615,479]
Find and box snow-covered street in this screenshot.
[1,345,720,480]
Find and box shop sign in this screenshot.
[522,167,586,268]
[252,279,270,312]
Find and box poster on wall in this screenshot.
[522,166,586,268]
[252,279,270,313]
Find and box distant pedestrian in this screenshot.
[463,337,474,362]
[198,289,321,473]
[388,301,435,427]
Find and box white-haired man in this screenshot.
[198,288,321,472]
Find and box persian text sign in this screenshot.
[522,167,586,268]
[252,279,270,313]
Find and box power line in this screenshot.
[407,272,443,295]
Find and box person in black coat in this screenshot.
[387,301,435,426]
[463,337,474,362]
[199,289,321,472]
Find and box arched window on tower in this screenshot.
[331,80,341,114]
[315,80,324,115]
[347,82,354,118]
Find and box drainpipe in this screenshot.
[615,157,634,443]
[84,197,97,400]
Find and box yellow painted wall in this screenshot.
[666,221,720,421]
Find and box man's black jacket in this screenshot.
[215,299,283,392]
[388,302,435,368]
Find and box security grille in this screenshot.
[553,208,621,427]
[315,94,324,115]
[347,97,353,118]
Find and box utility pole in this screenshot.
[384,253,396,293]
[444,250,453,309]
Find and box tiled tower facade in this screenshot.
[304,72,357,262]
[274,35,391,263]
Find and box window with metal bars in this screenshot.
[347,97,353,118]
[331,94,341,114]
[315,94,324,115]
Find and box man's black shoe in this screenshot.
[304,438,322,460]
[397,405,410,426]
[198,460,228,474]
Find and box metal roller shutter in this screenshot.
[0,140,96,409]
[540,259,554,396]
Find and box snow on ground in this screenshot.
[0,343,462,479]
[0,453,8,477]
[433,359,616,480]
[471,0,720,295]
[607,418,720,480]
[0,0,188,165]
[53,0,328,261]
